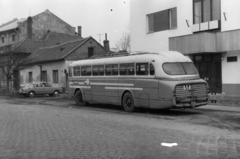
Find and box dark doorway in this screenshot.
[192,53,222,93]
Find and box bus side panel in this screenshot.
[91,79,105,103]
[118,78,135,106]
[134,79,159,108]
[83,89,92,101]
[104,78,119,104]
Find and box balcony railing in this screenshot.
[192,20,220,32]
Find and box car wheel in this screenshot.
[28,91,35,98]
[74,90,87,106]
[122,92,136,112]
[52,91,59,97]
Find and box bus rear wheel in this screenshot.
[122,92,136,112]
[74,90,87,106]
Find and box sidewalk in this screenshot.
[209,94,240,107]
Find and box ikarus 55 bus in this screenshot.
[68,51,209,112]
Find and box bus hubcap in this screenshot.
[126,98,131,107]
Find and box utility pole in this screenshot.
[97,34,104,43]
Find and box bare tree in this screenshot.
[0,50,30,94]
[115,31,131,52]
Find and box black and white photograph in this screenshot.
[0,0,240,158]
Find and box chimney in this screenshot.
[103,33,109,51]
[27,16,32,39]
[78,26,82,37]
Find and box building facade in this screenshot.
[20,37,108,91]
[130,0,240,96]
[0,9,77,92]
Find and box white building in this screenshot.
[130,0,240,96]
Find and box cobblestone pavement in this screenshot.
[0,96,240,159]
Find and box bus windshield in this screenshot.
[163,62,198,75]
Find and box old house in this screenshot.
[0,9,79,92]
[21,36,108,92]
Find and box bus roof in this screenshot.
[69,51,192,67]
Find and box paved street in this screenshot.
[0,96,240,159]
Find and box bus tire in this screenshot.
[74,90,87,106]
[122,92,136,112]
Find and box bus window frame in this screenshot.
[105,64,119,76]
[81,66,92,76]
[136,63,149,76]
[162,62,198,75]
[68,67,73,77]
[92,65,104,76]
[150,63,155,76]
[73,66,81,76]
[120,63,135,76]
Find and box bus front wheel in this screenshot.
[74,90,87,106]
[122,92,136,112]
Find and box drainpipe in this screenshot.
[38,64,42,81]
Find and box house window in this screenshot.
[88,47,94,58]
[147,8,177,33]
[1,36,4,43]
[193,0,220,24]
[227,56,237,62]
[52,70,58,83]
[41,71,47,82]
[28,72,33,83]
[12,34,15,42]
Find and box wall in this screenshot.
[20,38,107,88]
[222,50,240,95]
[221,0,240,32]
[20,61,70,88]
[130,0,193,52]
[65,38,107,60]
[0,30,19,47]
[18,10,75,41]
[130,0,240,52]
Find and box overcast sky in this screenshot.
[0,0,130,48]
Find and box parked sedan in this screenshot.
[19,82,63,97]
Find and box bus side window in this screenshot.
[150,63,155,75]
[112,64,118,75]
[86,66,92,76]
[99,65,104,75]
[127,64,135,75]
[73,66,81,76]
[136,63,148,75]
[68,67,73,77]
[93,65,104,76]
[81,66,87,76]
[105,65,112,75]
[120,64,127,75]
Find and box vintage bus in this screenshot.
[68,51,209,112]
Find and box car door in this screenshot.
[33,83,44,94]
[43,83,54,94]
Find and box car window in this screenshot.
[44,83,52,87]
[32,84,38,87]
[38,83,44,87]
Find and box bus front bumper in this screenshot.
[172,97,209,108]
